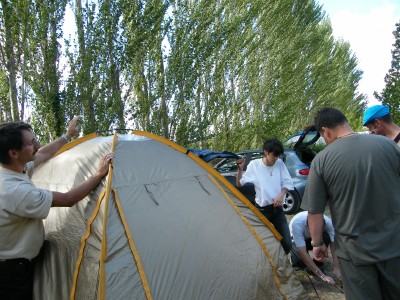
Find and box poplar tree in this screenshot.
[374,21,400,124]
[1,0,366,149]
[0,0,28,121]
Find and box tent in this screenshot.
[31,132,306,300]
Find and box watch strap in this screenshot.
[311,241,324,247]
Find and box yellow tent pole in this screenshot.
[70,190,106,300]
[98,132,118,300]
[112,189,153,300]
[54,133,98,156]
[208,174,288,300]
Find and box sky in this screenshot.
[316,0,400,107]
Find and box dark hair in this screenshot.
[0,122,32,164]
[314,107,348,132]
[263,138,284,156]
[380,114,392,123]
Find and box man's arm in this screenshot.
[308,212,327,262]
[329,242,341,279]
[34,116,81,167]
[51,153,113,207]
[295,246,335,285]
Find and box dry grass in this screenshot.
[294,258,345,299]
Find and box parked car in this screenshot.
[188,126,321,214]
[213,126,321,214]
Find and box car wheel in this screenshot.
[283,190,301,215]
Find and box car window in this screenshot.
[216,151,286,173]
[250,152,264,160]
[285,135,300,147]
[215,158,238,173]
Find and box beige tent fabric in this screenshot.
[31,133,306,300]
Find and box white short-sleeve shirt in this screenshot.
[289,211,335,248]
[0,162,53,259]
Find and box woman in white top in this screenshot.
[236,138,293,254]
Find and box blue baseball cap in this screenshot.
[362,105,390,126]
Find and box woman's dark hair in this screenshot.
[314,107,348,132]
[0,122,32,164]
[263,138,284,156]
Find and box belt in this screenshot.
[0,258,31,264]
[255,203,275,211]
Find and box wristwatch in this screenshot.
[311,241,324,247]
[61,134,71,142]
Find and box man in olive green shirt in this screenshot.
[301,107,400,300]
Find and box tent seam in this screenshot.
[208,174,289,300]
[99,132,118,299]
[184,151,283,240]
[131,129,283,240]
[69,189,106,300]
[112,188,153,300]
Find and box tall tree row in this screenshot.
[0,0,30,122]
[64,0,125,135]
[374,21,400,124]
[1,0,367,150]
[28,0,68,140]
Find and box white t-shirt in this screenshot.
[289,211,335,248]
[0,162,53,259]
[240,158,294,207]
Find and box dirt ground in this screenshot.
[286,212,346,300]
[294,257,345,299]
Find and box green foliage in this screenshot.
[0,70,11,122]
[374,21,400,124]
[1,0,368,149]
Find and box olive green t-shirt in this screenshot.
[301,134,400,265]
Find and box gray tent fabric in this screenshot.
[31,132,306,300]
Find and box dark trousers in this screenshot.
[0,258,33,300]
[256,204,292,254]
[339,256,400,300]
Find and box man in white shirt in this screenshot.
[289,211,340,285]
[0,118,113,299]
